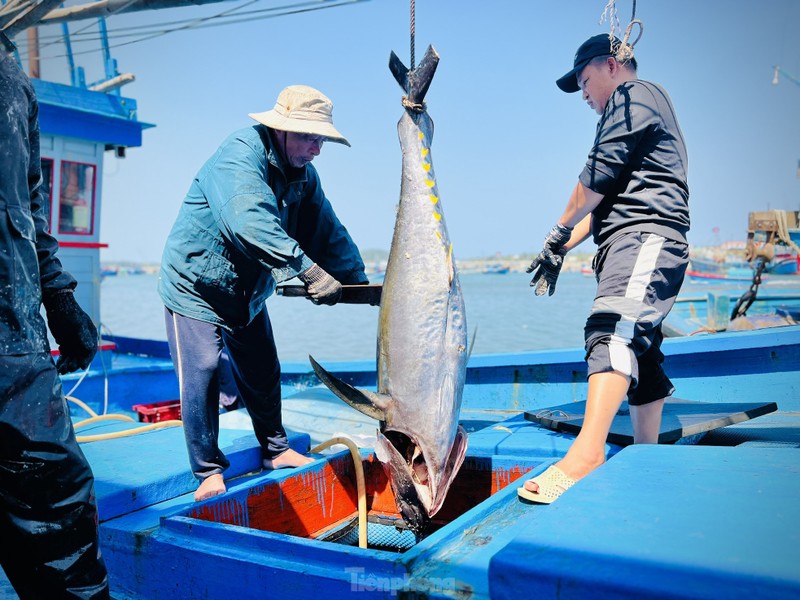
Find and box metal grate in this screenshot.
[321,515,417,552]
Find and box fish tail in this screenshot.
[389,45,440,108]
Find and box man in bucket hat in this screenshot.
[519,35,690,504]
[159,85,369,501]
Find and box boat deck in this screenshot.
[490,444,800,600]
[48,397,800,599]
[2,327,796,598]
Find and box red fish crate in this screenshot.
[132,400,182,423]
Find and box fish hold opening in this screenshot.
[185,452,538,553]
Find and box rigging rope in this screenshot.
[14,0,370,61]
[599,0,642,64]
[775,210,800,255]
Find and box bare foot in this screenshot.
[195,473,226,501]
[262,448,314,470]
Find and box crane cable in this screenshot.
[409,0,415,70]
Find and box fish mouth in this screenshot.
[381,430,434,504]
[375,426,468,535]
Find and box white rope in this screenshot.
[599,0,622,39]
[774,210,800,255]
[599,0,642,65]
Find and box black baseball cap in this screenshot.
[556,34,621,93]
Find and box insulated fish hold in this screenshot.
[310,45,468,538]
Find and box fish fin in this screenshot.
[409,45,439,106]
[468,325,478,360]
[309,355,388,421]
[389,45,440,106]
[389,50,409,94]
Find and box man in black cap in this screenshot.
[519,34,690,503]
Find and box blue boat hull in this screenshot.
[64,326,800,419]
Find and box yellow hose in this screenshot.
[66,395,99,418]
[311,437,367,549]
[73,414,136,429]
[76,420,183,443]
[66,395,183,442]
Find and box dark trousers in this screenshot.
[0,352,109,599]
[164,307,286,480]
[585,232,688,405]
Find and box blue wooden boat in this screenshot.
[688,254,799,279]
[664,289,800,336]
[689,210,800,281]
[483,264,511,275]
[5,12,798,599]
[42,326,799,599]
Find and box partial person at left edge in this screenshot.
[0,31,110,599]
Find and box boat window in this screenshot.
[58,160,95,235]
[41,157,53,227]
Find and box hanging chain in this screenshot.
[731,259,767,320]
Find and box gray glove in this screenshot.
[298,264,342,305]
[527,223,573,296]
[42,289,98,373]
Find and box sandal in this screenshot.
[517,465,576,504]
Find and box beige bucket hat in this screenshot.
[248,85,350,147]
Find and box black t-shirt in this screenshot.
[579,79,690,248]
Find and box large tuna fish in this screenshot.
[310,46,468,536]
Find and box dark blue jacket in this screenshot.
[158,125,367,330]
[0,53,76,355]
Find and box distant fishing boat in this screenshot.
[688,254,799,281]
[483,263,510,274]
[687,262,760,282]
[690,211,800,281]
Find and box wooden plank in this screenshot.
[523,398,778,445]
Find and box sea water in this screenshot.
[99,271,600,363]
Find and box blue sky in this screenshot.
[26,0,800,263]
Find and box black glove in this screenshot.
[298,264,342,305]
[43,289,99,374]
[527,223,573,296]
